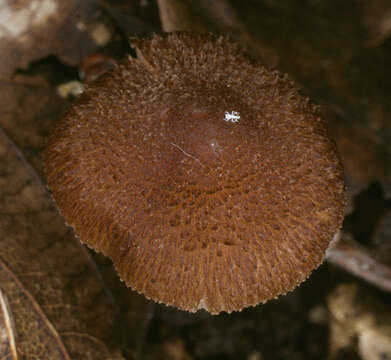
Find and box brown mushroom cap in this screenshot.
[45,32,345,314]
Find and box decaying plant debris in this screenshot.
[0,0,390,359]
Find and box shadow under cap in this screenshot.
[44,32,346,314]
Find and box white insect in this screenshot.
[224,111,240,123]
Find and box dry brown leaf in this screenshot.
[359,0,391,46]
[0,76,68,175]
[228,1,391,150]
[0,0,101,77]
[156,0,279,65]
[327,118,391,211]
[0,75,126,358]
[157,0,208,32]
[373,210,391,264]
[100,0,159,37]
[0,73,155,359]
[0,127,126,358]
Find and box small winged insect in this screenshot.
[224,111,240,123]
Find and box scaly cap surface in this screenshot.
[45,32,345,314]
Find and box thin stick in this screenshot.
[326,232,391,293]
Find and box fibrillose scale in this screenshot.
[45,32,345,314]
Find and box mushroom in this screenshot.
[44,32,346,314]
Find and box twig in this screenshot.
[326,232,391,293]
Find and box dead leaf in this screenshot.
[373,210,391,265]
[0,74,126,358]
[0,125,124,359]
[0,72,155,359]
[157,0,208,32]
[327,117,391,211]
[100,0,159,36]
[0,76,68,175]
[359,0,391,46]
[155,0,279,65]
[0,0,101,77]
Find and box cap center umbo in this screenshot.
[158,89,257,190]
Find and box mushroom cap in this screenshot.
[45,32,345,314]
